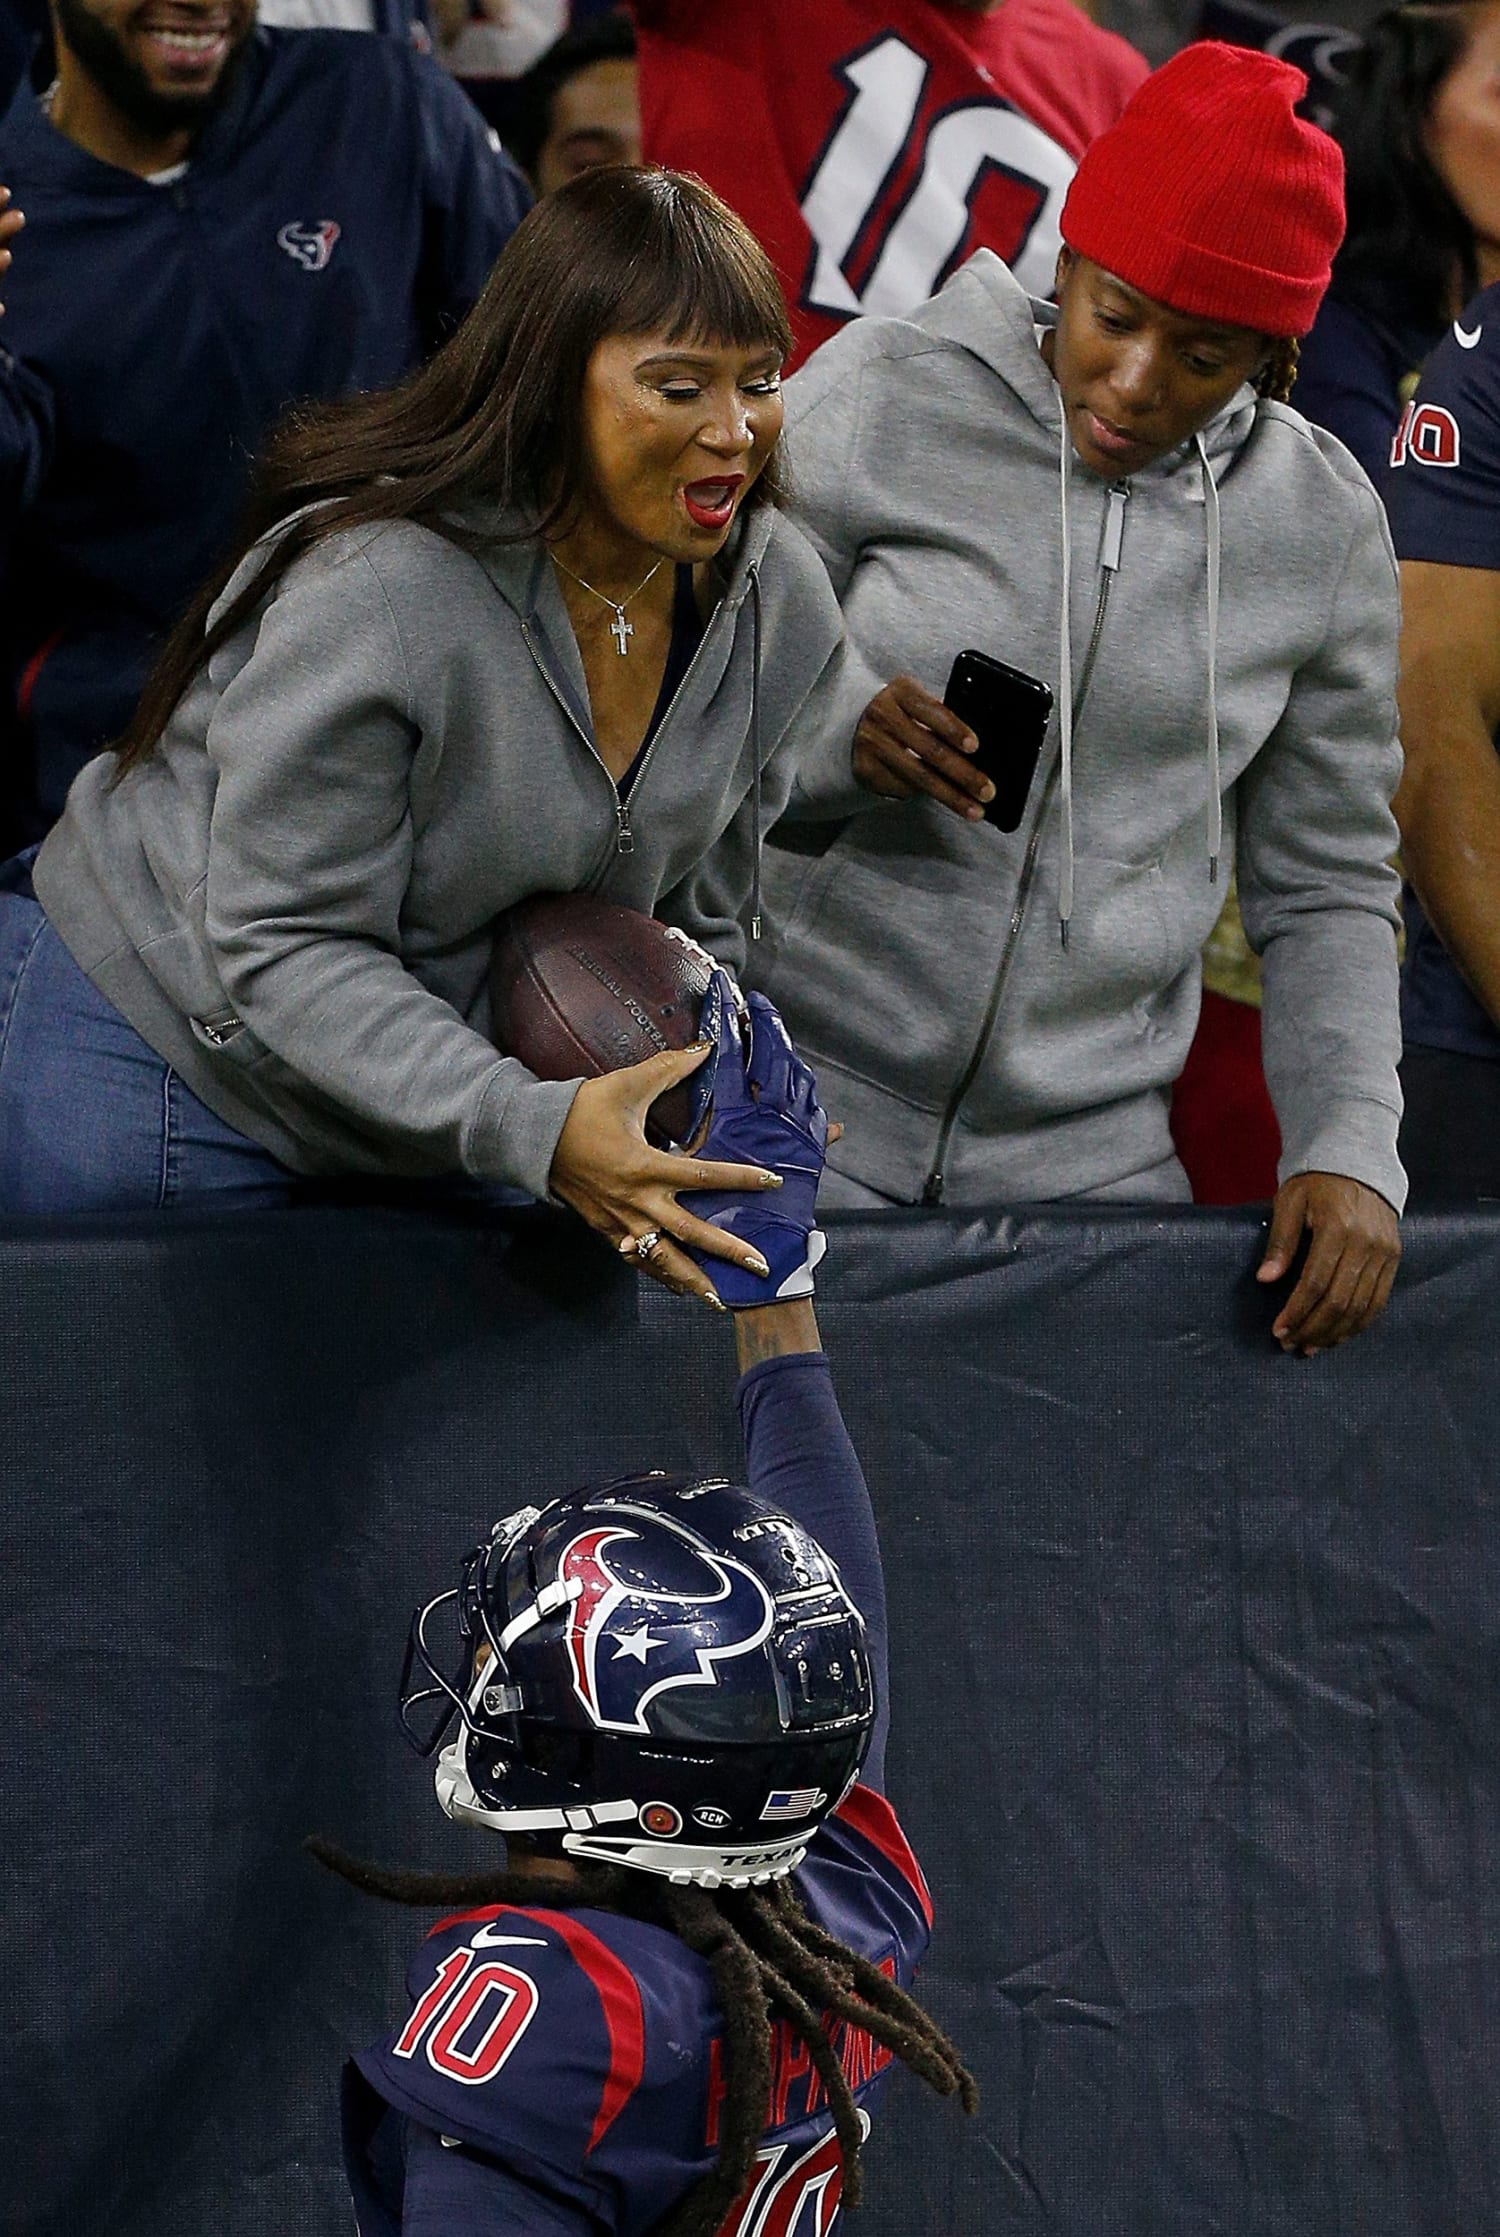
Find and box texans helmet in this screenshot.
[399,1473,875,1888]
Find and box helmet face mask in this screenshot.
[400,1474,874,1887]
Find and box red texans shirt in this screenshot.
[632,0,1147,366]
[343,1787,932,2236]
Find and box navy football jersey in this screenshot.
[1386,284,1500,569]
[1384,285,1500,1060]
[344,1785,931,2237]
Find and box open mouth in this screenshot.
[136,15,233,73]
[681,475,745,532]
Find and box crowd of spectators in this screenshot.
[3,0,1500,1348]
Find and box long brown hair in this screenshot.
[113,166,794,777]
[1331,4,1488,335]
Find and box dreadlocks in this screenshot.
[308,1836,977,2237]
[1255,335,1300,405]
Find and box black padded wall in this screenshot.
[3,1204,1498,2236]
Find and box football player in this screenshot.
[315,984,975,2236]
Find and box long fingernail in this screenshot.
[703,1290,727,1313]
[747,1256,770,1278]
[760,1171,783,1189]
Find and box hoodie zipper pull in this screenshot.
[614,799,634,855]
[1101,482,1129,573]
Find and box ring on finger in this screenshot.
[632,1228,666,1263]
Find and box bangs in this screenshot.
[603,173,794,360]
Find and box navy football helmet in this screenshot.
[400,1473,874,1888]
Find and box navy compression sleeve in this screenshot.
[736,1352,889,1791]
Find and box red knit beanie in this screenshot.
[1059,42,1344,338]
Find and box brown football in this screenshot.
[489,894,715,1148]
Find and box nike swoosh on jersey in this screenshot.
[1455,322,1483,348]
[469,1926,550,1950]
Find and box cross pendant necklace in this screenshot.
[552,554,666,656]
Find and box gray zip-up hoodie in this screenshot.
[33,503,845,1199]
[748,251,1405,1210]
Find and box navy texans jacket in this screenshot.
[0,27,530,839]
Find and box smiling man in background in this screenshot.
[0,0,529,850]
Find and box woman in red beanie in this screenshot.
[751,42,1405,1355]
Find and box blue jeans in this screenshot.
[0,863,298,1213]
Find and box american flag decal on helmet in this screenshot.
[761,1787,827,1821]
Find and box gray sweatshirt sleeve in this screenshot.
[200,540,580,1197]
[776,354,892,819]
[1236,497,1406,1213]
[659,631,856,965]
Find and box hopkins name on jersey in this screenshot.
[631,0,1146,365]
[344,1787,933,2237]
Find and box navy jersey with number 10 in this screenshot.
[343,1347,929,2236]
[343,1783,931,2236]
[1385,283,1500,1062]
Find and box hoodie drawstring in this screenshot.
[1195,433,1223,886]
[749,566,763,941]
[1057,422,1076,946]
[1053,428,1224,943]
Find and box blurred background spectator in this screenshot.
[1386,283,1500,1199]
[1177,1,1500,1204]
[627,0,1147,368]
[1191,0,1362,115]
[0,0,434,115]
[434,0,618,128]
[1298,0,1500,488]
[503,9,637,191]
[0,8,528,854]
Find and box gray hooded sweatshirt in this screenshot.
[33,503,845,1199]
[747,251,1405,1211]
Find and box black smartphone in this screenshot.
[943,649,1053,832]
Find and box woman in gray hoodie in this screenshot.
[0,169,847,1306]
[749,42,1404,1356]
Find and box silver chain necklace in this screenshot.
[552,554,665,656]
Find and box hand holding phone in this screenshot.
[942,650,1053,831]
[852,658,1051,827]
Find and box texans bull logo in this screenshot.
[559,1513,775,1734]
[276,220,342,273]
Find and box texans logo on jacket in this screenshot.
[276,219,342,272]
[559,1513,775,1733]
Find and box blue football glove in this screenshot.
[679,971,828,1306]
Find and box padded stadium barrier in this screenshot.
[5,1201,1500,2237]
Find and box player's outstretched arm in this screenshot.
[732,1295,821,1369]
[681,984,891,1784]
[732,1313,890,1790]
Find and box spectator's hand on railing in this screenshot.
[1256,1172,1401,1354]
[0,188,23,314]
[853,676,994,822]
